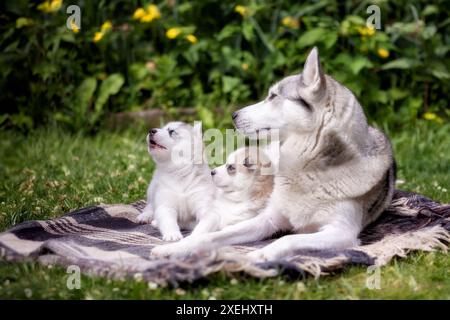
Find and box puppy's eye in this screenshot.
[243,157,252,168]
[168,129,176,136]
[268,93,277,101]
[226,164,236,174]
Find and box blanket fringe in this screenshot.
[202,249,349,280]
[358,225,450,266]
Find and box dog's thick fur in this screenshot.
[152,48,395,261]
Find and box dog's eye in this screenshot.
[299,98,312,111]
[227,164,236,174]
[168,129,176,136]
[268,93,277,101]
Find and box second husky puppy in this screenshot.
[136,121,218,241]
[211,147,274,228]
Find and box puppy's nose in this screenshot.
[149,128,158,135]
[211,170,217,176]
[231,112,239,120]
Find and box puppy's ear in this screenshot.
[301,47,325,91]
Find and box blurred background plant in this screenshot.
[0,0,448,132]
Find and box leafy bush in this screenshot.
[0,0,448,131]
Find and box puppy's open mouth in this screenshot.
[149,139,166,150]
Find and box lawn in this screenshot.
[0,122,449,299]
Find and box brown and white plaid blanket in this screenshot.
[0,190,449,285]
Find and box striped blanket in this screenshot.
[0,190,449,285]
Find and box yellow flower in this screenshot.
[137,4,161,23]
[92,21,112,43]
[166,27,181,39]
[241,63,249,71]
[423,112,444,124]
[37,0,62,13]
[69,18,79,33]
[146,4,161,20]
[133,8,146,20]
[140,14,153,23]
[366,26,375,36]
[357,26,376,37]
[186,34,197,43]
[281,16,299,29]
[235,5,248,17]
[101,20,112,32]
[356,26,367,36]
[93,31,104,43]
[377,48,389,59]
[37,1,50,12]
[50,0,62,11]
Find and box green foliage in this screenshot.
[0,0,448,131]
[94,73,125,122]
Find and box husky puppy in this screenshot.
[136,121,219,241]
[152,47,395,260]
[211,147,274,229]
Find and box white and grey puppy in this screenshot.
[151,47,395,260]
[211,147,274,229]
[136,121,219,241]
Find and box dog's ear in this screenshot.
[301,47,324,89]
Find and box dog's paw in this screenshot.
[151,243,187,258]
[151,245,173,258]
[136,212,153,224]
[246,249,273,263]
[161,231,183,242]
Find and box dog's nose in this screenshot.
[211,170,217,176]
[149,129,158,135]
[231,112,239,120]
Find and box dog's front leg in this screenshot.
[152,205,287,258]
[247,224,359,262]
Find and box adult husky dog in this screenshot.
[152,47,396,261]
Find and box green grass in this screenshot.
[0,122,449,299]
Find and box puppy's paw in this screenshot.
[136,211,153,224]
[162,231,183,242]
